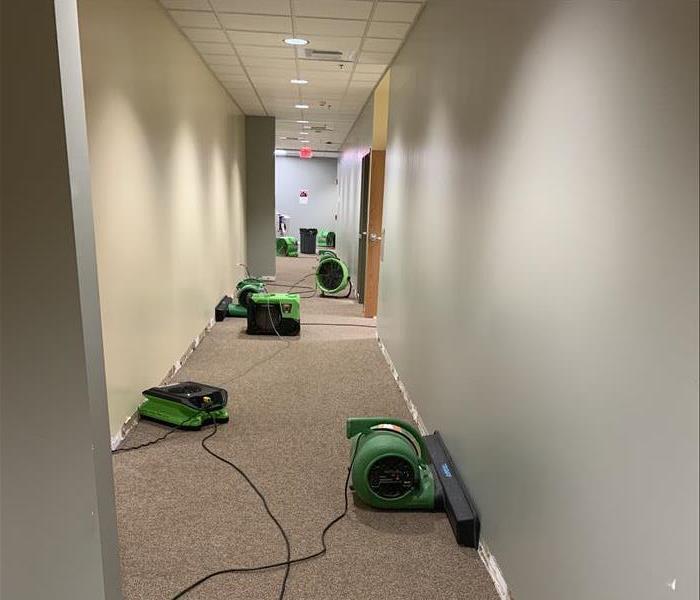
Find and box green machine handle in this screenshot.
[346,417,428,459]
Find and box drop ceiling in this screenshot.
[160,0,424,152]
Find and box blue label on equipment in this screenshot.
[441,463,452,478]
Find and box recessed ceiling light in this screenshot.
[296,120,310,124]
[290,79,309,85]
[284,38,309,46]
[295,103,309,109]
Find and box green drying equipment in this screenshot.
[247,292,301,336]
[346,417,481,547]
[215,278,266,321]
[316,252,351,298]
[138,382,229,428]
[276,236,299,257]
[316,229,336,248]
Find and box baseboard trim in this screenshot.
[376,332,513,600]
[376,334,428,435]
[478,541,512,600]
[110,317,216,450]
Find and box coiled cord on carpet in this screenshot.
[169,426,360,599]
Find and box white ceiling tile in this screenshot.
[211,64,246,75]
[349,75,379,85]
[227,86,257,97]
[240,57,295,69]
[373,2,422,23]
[298,36,362,54]
[293,0,372,20]
[366,20,410,38]
[236,45,295,58]
[354,63,388,73]
[212,0,290,15]
[272,109,303,119]
[358,51,394,64]
[232,91,260,102]
[169,10,220,29]
[202,54,241,65]
[193,41,235,55]
[227,30,292,46]
[295,18,366,37]
[250,75,299,86]
[361,37,402,52]
[248,69,298,80]
[297,60,352,73]
[218,13,292,31]
[219,75,250,84]
[344,88,372,98]
[183,27,229,43]
[161,0,210,10]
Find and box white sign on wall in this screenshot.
[298,189,309,205]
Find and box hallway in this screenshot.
[112,256,498,600]
[3,2,698,599]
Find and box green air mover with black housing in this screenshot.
[316,229,335,248]
[247,293,301,336]
[139,382,229,428]
[346,417,480,547]
[215,278,266,321]
[215,295,247,321]
[316,253,351,297]
[236,277,266,308]
[276,236,299,257]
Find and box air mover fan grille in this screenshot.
[239,289,254,308]
[317,258,344,291]
[368,455,416,499]
[254,303,283,332]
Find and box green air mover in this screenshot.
[247,293,301,336]
[346,417,481,547]
[316,253,351,297]
[215,295,247,321]
[316,229,336,248]
[276,236,299,257]
[139,382,229,428]
[236,277,266,308]
[214,278,266,321]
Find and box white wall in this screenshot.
[79,0,247,437]
[275,156,338,242]
[245,116,276,277]
[337,100,373,284]
[380,2,699,599]
[2,1,121,597]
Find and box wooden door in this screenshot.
[363,150,386,317]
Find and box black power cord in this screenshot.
[170,431,361,599]
[174,421,292,600]
[112,412,204,454]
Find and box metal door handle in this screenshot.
[369,233,382,242]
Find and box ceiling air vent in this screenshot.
[303,48,354,63]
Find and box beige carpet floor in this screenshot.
[113,255,498,600]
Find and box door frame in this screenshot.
[356,151,371,303]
